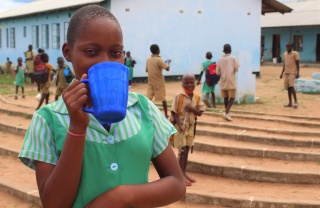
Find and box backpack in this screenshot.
[33,70,48,83]
[63,66,74,84]
[205,62,220,86]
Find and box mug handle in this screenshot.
[80,79,94,114]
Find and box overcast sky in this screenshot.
[0,0,298,14]
[0,0,34,13]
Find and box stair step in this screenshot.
[196,125,320,148]
[194,135,320,161]
[200,113,320,132]
[183,149,320,184]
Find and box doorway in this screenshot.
[272,35,281,59]
[316,34,320,62]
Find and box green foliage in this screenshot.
[0,74,15,95]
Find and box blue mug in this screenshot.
[81,62,129,124]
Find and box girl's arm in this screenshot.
[35,77,90,208]
[85,145,186,208]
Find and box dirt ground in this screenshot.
[0,65,320,207]
[1,65,320,117]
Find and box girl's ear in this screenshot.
[62,43,72,62]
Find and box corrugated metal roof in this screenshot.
[261,0,320,28]
[0,0,105,20]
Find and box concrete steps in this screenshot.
[1,103,320,207]
[2,140,320,208]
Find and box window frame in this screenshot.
[32,25,39,48]
[41,24,49,49]
[9,27,15,48]
[293,35,303,52]
[64,22,69,43]
[52,23,60,49]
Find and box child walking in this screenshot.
[171,73,206,186]
[19,5,185,208]
[197,51,216,108]
[216,44,240,121]
[14,57,26,99]
[35,53,54,110]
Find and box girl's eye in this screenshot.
[110,50,123,57]
[84,49,98,56]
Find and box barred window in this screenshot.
[42,24,49,49]
[10,28,15,48]
[32,25,39,48]
[64,22,69,43]
[52,23,60,49]
[293,35,303,51]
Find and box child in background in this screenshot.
[14,57,26,99]
[171,73,206,186]
[35,53,54,110]
[216,44,240,121]
[124,51,136,87]
[146,44,171,118]
[197,51,216,108]
[19,5,185,208]
[34,48,45,99]
[6,57,12,75]
[54,57,73,101]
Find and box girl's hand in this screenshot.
[62,74,90,132]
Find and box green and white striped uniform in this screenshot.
[19,92,177,207]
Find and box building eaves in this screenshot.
[262,0,293,14]
[261,0,320,28]
[0,0,106,20]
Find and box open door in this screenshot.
[316,34,320,62]
[272,35,281,59]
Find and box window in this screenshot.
[6,28,9,48]
[32,25,39,48]
[294,35,303,51]
[42,24,49,49]
[52,23,60,49]
[0,29,2,48]
[23,26,26,38]
[10,28,15,48]
[64,22,69,43]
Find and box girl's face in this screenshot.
[63,17,124,79]
[182,76,195,91]
[18,58,22,65]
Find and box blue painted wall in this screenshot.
[262,26,320,63]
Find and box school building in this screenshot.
[261,0,320,63]
[0,0,291,103]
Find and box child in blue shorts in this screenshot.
[19,5,185,208]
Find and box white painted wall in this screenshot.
[112,0,260,102]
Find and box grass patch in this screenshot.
[24,114,32,119]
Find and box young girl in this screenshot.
[35,53,54,110]
[124,51,136,87]
[14,57,26,99]
[19,5,185,208]
[197,51,216,108]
